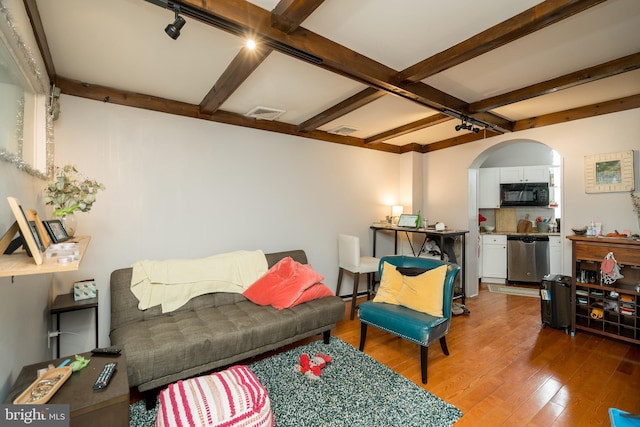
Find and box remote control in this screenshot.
[91,347,121,355]
[93,362,117,391]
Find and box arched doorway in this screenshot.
[466,139,563,297]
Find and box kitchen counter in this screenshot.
[480,232,561,236]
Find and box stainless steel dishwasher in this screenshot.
[507,235,549,283]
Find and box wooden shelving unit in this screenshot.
[567,235,640,344]
[0,236,91,278]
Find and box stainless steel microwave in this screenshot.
[500,182,549,207]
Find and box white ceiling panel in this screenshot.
[318,94,437,138]
[247,0,280,12]
[385,120,465,146]
[221,51,367,124]
[23,0,639,152]
[37,0,244,104]
[425,0,640,102]
[494,70,640,121]
[302,0,541,71]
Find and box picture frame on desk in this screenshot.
[43,220,69,243]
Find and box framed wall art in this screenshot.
[584,150,635,193]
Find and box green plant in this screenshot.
[44,165,105,216]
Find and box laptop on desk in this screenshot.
[397,214,419,228]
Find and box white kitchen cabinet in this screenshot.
[478,168,500,208]
[481,234,507,283]
[499,166,549,183]
[549,235,561,274]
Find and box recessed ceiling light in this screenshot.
[246,39,256,50]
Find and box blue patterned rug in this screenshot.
[129,337,462,427]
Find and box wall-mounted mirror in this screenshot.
[0,1,53,179]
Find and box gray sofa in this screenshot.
[109,250,345,398]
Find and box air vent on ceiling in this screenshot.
[328,125,359,136]
[245,106,286,121]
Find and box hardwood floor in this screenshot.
[131,284,640,426]
[335,283,640,426]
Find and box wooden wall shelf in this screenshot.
[0,236,91,278]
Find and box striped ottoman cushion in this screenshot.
[156,366,273,427]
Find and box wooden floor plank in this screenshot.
[130,283,640,426]
[342,283,640,426]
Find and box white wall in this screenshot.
[422,108,640,298]
[46,95,405,356]
[1,92,638,402]
[0,165,51,400]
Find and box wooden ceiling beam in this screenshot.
[470,52,640,112]
[177,0,510,131]
[55,76,202,118]
[399,0,606,82]
[289,0,605,136]
[53,76,638,154]
[200,45,272,114]
[202,46,273,115]
[512,93,640,131]
[47,0,633,156]
[365,113,452,145]
[297,87,386,132]
[23,0,56,80]
[423,130,502,153]
[422,94,640,151]
[271,0,325,33]
[54,76,400,154]
[200,0,322,115]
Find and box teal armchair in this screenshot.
[358,255,461,384]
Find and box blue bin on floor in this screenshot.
[609,408,640,427]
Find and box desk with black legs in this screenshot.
[370,225,469,304]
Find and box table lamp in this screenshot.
[391,205,403,224]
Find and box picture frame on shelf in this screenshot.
[27,221,45,252]
[5,197,43,265]
[584,150,635,193]
[43,219,69,243]
[25,209,51,250]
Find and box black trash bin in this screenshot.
[540,274,572,334]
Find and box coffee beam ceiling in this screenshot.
[26,0,639,154]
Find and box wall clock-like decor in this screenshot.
[584,150,635,193]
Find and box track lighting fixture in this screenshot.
[454,115,480,133]
[442,109,496,134]
[165,5,186,40]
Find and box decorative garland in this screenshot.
[0,0,54,179]
[0,148,48,179]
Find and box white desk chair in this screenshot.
[336,234,380,320]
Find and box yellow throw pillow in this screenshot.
[372,262,403,305]
[395,265,447,317]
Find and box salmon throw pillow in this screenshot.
[243,257,328,309]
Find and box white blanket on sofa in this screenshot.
[130,250,268,313]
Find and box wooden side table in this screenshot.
[50,292,99,358]
[5,352,129,426]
